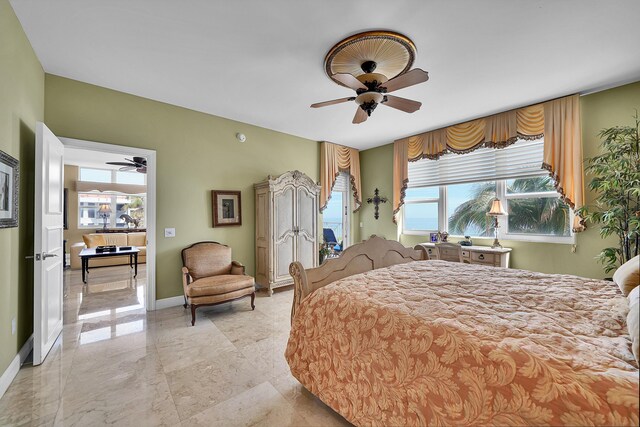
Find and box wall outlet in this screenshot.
[360,222,363,228]
[164,228,176,238]
[11,317,16,335]
[571,244,577,253]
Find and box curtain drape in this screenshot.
[392,96,583,230]
[320,141,362,212]
[543,95,585,232]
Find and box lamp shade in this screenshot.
[488,198,507,216]
[98,204,112,214]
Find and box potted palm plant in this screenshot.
[576,114,640,273]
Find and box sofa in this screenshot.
[70,232,147,270]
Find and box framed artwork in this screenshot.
[0,150,19,229]
[212,190,242,227]
[429,232,438,243]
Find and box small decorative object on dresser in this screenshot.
[0,150,19,228]
[254,170,320,296]
[212,190,242,227]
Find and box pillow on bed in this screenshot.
[613,255,640,296]
[83,234,106,248]
[627,286,639,363]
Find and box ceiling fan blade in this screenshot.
[119,166,136,171]
[379,69,429,93]
[106,161,136,167]
[310,97,355,108]
[331,73,367,91]
[353,107,368,124]
[382,95,422,113]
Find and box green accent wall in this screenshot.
[0,0,44,376]
[360,81,640,279]
[44,74,320,300]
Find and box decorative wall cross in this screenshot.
[367,188,387,220]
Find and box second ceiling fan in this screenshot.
[311,31,429,124]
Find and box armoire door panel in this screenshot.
[297,186,315,237]
[274,186,294,240]
[276,235,295,281]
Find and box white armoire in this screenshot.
[254,170,320,295]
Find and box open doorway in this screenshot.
[60,138,156,342]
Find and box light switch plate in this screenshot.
[164,228,176,238]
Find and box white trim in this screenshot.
[0,335,34,399]
[60,137,157,310]
[155,295,185,310]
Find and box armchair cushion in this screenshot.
[83,234,106,248]
[182,242,232,280]
[186,275,254,298]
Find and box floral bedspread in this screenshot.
[285,260,639,426]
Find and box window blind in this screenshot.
[408,139,546,188]
[332,172,350,192]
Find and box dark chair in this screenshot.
[323,228,342,252]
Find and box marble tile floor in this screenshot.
[0,265,351,427]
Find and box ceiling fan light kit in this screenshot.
[312,30,429,124]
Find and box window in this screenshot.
[447,182,495,237]
[403,138,574,243]
[403,187,440,231]
[79,168,111,183]
[77,167,146,229]
[504,177,571,237]
[322,172,351,247]
[78,193,146,228]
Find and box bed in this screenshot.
[285,236,639,426]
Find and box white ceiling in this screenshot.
[11,0,640,150]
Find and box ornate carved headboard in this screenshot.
[289,235,427,320]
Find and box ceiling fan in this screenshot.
[105,156,147,174]
[311,30,429,124]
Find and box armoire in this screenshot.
[254,170,320,295]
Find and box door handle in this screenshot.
[42,253,58,260]
[25,254,41,260]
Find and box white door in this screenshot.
[33,122,64,365]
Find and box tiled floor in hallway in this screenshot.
[0,265,351,426]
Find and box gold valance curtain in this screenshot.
[320,141,362,212]
[393,95,584,231]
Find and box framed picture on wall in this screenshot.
[212,190,242,227]
[0,150,19,229]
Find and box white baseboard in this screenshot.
[0,334,34,400]
[155,295,185,310]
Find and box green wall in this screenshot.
[0,0,44,376]
[44,74,320,299]
[360,81,640,279]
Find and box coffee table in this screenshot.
[79,247,140,284]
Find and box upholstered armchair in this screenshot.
[181,241,255,325]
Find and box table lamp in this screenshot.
[98,204,112,230]
[487,198,507,248]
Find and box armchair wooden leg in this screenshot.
[183,294,188,309]
[250,292,255,310]
[190,304,197,326]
